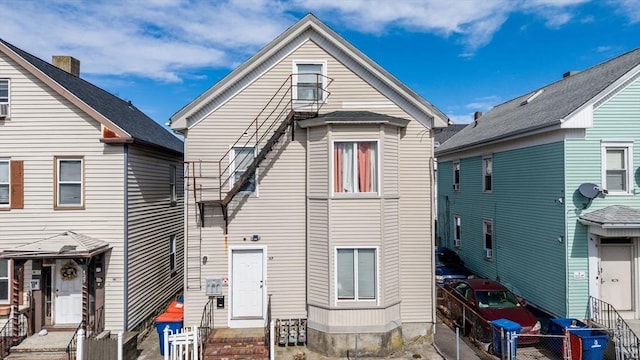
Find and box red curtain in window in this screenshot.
[334,143,344,192]
[358,142,371,192]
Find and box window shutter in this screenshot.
[10,161,23,209]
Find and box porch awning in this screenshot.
[579,205,640,236]
[0,231,111,259]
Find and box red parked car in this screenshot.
[445,279,541,344]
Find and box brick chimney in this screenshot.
[52,56,80,77]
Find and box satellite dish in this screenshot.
[579,183,602,199]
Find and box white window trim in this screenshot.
[601,140,634,195]
[334,246,379,305]
[482,156,493,193]
[292,60,328,104]
[0,79,9,119]
[170,165,177,204]
[483,219,493,259]
[169,235,176,272]
[453,161,460,191]
[0,159,9,208]
[0,259,8,304]
[453,214,461,248]
[331,139,381,197]
[56,157,84,208]
[229,146,258,195]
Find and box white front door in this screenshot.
[600,245,633,310]
[54,260,83,324]
[231,249,264,320]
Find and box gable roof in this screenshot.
[436,48,640,156]
[170,13,448,131]
[0,39,183,154]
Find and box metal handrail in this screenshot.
[265,294,272,348]
[66,321,84,360]
[0,319,11,359]
[217,73,333,205]
[588,295,640,358]
[199,297,215,356]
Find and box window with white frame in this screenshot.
[454,215,461,248]
[337,248,377,301]
[0,79,8,117]
[483,156,493,192]
[602,141,633,194]
[0,259,8,303]
[170,165,177,205]
[231,147,256,193]
[483,219,493,259]
[0,160,8,206]
[169,235,176,273]
[334,141,378,194]
[453,161,460,191]
[294,62,325,101]
[55,157,83,208]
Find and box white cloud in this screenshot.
[608,0,640,23]
[0,0,633,82]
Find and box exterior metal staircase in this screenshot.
[184,73,332,289]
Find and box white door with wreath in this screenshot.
[55,260,83,324]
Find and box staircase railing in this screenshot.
[588,295,640,359]
[0,309,30,359]
[199,297,215,356]
[66,321,84,360]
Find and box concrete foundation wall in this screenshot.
[307,325,405,357]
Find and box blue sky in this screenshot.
[1,0,639,127]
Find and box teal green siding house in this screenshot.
[435,48,640,320]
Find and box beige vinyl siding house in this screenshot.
[0,38,184,342]
[171,14,447,357]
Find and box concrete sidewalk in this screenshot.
[433,319,482,360]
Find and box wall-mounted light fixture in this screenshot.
[202,256,208,265]
[251,234,260,241]
[557,236,564,243]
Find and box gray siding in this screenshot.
[126,145,184,329]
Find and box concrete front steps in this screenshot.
[204,327,268,360]
[5,351,68,360]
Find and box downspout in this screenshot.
[430,154,437,333]
[123,144,129,329]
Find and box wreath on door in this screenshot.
[60,261,78,281]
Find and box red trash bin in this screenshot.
[166,300,184,314]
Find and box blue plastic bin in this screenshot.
[491,318,521,357]
[547,318,608,360]
[155,311,184,356]
[572,328,609,360]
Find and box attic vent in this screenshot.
[102,125,119,138]
[521,89,544,106]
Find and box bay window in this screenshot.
[334,141,378,194]
[337,248,377,301]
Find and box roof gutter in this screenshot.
[123,144,130,330]
[578,218,640,228]
[436,121,564,157]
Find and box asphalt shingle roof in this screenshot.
[580,205,640,226]
[1,39,183,154]
[436,48,640,155]
[434,124,466,146]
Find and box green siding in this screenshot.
[438,142,567,316]
[565,77,640,317]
